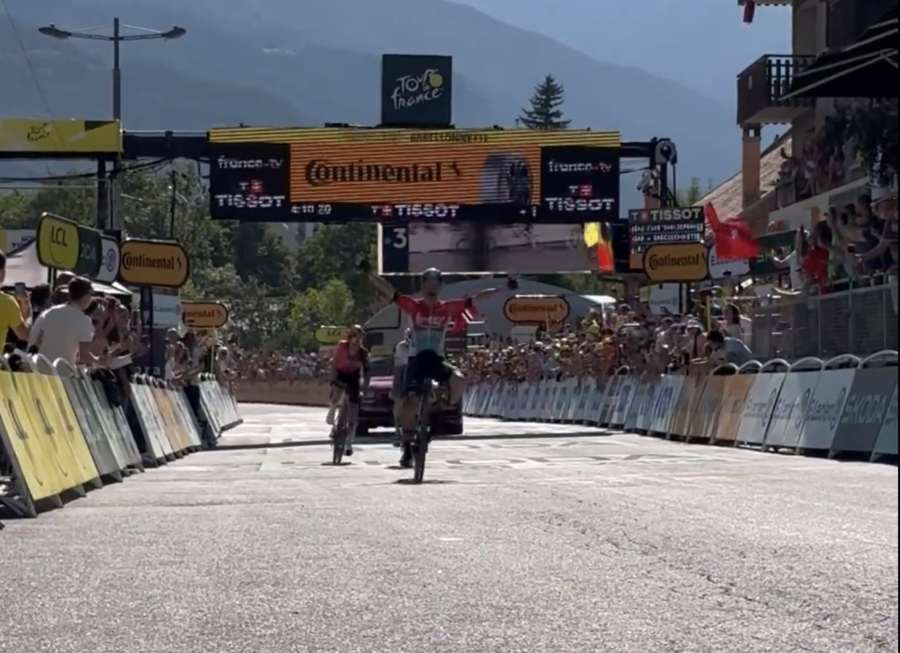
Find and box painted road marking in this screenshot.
[257,452,732,472]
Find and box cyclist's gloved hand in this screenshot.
[506,275,519,290]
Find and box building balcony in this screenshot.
[737,55,816,126]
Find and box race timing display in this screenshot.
[207,126,621,224]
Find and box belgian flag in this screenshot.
[583,223,614,274]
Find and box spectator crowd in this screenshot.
[455,301,756,388]
[225,350,329,381]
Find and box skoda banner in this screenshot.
[831,368,898,454]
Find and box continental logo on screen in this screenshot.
[208,127,618,205]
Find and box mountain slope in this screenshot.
[0,18,309,130]
[4,0,740,192]
[449,0,792,107]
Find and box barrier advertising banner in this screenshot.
[736,373,785,446]
[715,375,756,442]
[762,372,818,450]
[831,368,897,453]
[797,368,855,451]
[872,381,899,457]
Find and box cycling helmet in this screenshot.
[422,267,442,283]
[348,324,365,338]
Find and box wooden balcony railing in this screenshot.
[737,54,816,126]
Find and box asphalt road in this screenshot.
[1,404,897,653]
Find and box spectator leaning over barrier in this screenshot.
[706,328,754,366]
[28,276,115,367]
[0,250,31,347]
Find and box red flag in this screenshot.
[704,203,760,261]
[743,0,755,24]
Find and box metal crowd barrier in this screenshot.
[752,282,899,361]
[0,354,243,518]
[462,352,898,464]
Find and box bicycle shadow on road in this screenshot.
[393,478,459,485]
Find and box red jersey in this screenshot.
[394,294,472,353]
[801,247,829,291]
[332,340,368,373]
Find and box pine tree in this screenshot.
[676,177,706,207]
[518,74,571,129]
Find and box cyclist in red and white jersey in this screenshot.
[325,325,370,456]
[369,267,502,467]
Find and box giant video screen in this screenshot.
[207,127,621,224]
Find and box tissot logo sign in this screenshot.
[208,142,290,220]
[539,145,619,220]
[381,54,453,127]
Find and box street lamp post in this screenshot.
[38,19,186,233]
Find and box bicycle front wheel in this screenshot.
[413,395,430,483]
[332,403,348,466]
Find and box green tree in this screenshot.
[295,223,377,319]
[676,177,710,207]
[287,278,355,350]
[0,165,389,352]
[518,75,571,129]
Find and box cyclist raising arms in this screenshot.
[326,325,370,457]
[369,267,502,467]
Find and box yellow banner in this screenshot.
[315,326,347,345]
[0,119,122,154]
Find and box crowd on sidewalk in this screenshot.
[455,302,756,386]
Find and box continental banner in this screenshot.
[0,119,122,155]
[207,127,621,224]
[119,239,190,288]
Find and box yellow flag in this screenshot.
[583,223,600,247]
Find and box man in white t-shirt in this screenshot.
[29,277,106,367]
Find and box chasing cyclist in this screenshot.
[325,325,370,457]
[369,267,504,468]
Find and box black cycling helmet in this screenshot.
[422,267,442,283]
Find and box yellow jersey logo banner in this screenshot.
[0,119,122,154]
